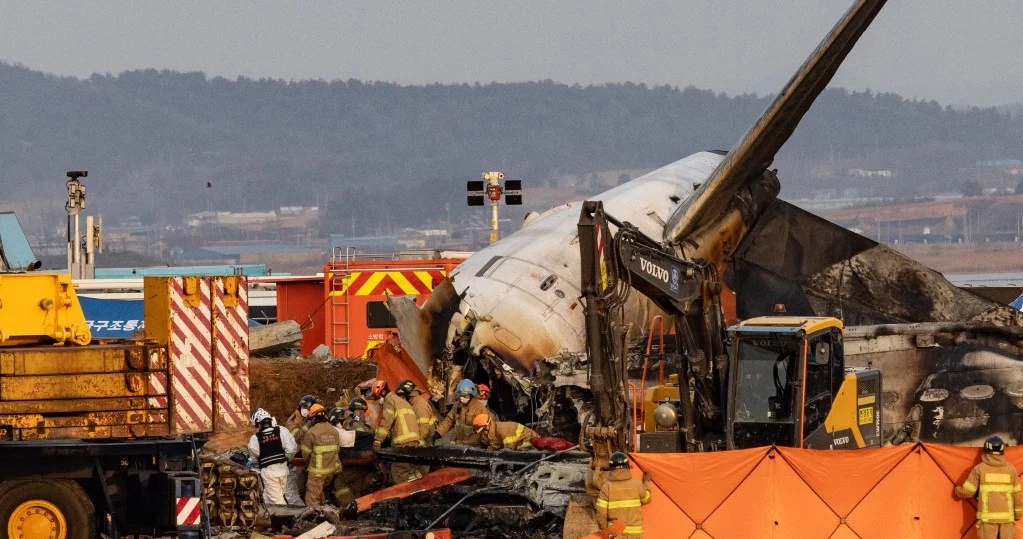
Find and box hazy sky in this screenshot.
[0,1,1019,107]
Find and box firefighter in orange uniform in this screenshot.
[595,452,651,539]
[473,413,537,450]
[436,379,495,446]
[371,380,424,483]
[299,404,341,507]
[396,380,439,444]
[285,394,318,439]
[955,435,1022,539]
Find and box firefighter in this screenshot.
[396,380,439,444]
[299,403,341,507]
[284,394,318,503]
[473,413,537,450]
[371,380,424,484]
[436,379,495,446]
[595,452,651,539]
[285,394,319,439]
[343,397,372,432]
[955,435,1022,539]
[477,383,491,407]
[246,408,298,505]
[326,406,356,506]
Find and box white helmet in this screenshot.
[251,408,272,426]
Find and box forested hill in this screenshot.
[1,62,1021,235]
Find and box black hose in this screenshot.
[426,487,503,530]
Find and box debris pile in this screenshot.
[249,357,375,422]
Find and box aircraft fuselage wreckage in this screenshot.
[389,0,1023,448]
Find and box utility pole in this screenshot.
[467,171,523,244]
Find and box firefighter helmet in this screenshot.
[609,451,630,470]
[985,435,1006,454]
[348,397,368,412]
[251,408,272,426]
[298,394,317,409]
[307,403,327,418]
[371,380,389,398]
[477,383,491,399]
[327,406,345,425]
[455,379,478,397]
[396,379,416,398]
[472,413,492,432]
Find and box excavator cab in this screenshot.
[726,316,881,450]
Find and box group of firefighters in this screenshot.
[245,373,1023,539]
[244,378,546,506]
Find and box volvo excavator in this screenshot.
[578,198,1023,469]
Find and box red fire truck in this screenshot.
[271,252,466,359]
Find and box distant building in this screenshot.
[847,168,893,178]
[185,206,319,232]
[175,244,323,273]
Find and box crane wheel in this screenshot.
[0,480,94,539]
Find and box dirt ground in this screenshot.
[203,358,375,453]
[249,357,377,426]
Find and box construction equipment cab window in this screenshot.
[728,317,846,449]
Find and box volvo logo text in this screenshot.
[639,257,669,282]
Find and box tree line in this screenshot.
[1,62,1020,238]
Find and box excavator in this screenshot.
[578,196,1023,464]
[578,200,883,455]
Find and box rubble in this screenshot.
[249,357,375,423]
[250,320,303,357]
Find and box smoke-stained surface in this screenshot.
[731,199,1023,326]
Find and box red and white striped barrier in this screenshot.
[213,276,250,430]
[175,496,202,526]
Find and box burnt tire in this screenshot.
[0,479,95,539]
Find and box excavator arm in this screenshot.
[578,201,728,453]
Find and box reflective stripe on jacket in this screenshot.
[410,394,439,441]
[955,453,1023,523]
[595,467,651,539]
[437,398,495,442]
[300,421,341,475]
[375,392,423,447]
[486,421,537,450]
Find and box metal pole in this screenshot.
[490,199,499,244]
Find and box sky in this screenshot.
[0,1,1019,107]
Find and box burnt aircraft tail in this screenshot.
[387,278,462,389]
[664,0,887,254]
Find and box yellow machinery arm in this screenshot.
[0,272,92,346]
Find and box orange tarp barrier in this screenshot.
[629,444,1023,539]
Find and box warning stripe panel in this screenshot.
[331,270,449,297]
[168,277,214,435]
[213,277,250,430]
[175,497,202,526]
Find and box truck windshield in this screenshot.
[733,336,802,423]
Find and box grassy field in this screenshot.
[896,241,1023,273]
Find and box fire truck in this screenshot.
[272,250,466,359]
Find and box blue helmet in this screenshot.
[455,379,478,397]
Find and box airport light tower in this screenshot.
[65,170,101,279]
[467,171,522,244]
